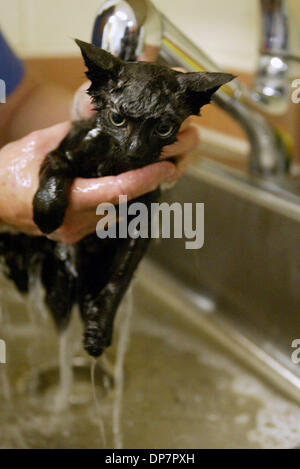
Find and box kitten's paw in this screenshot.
[33,182,68,234]
[84,320,112,357]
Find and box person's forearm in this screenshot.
[0,72,73,145]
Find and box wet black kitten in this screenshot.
[0,40,233,356]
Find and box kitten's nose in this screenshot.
[126,138,139,157]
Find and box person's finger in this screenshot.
[138,45,160,63]
[71,81,95,120]
[160,125,200,158]
[176,155,192,175]
[179,116,196,132]
[172,67,187,73]
[10,121,71,171]
[34,121,72,155]
[70,160,178,210]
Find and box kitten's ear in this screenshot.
[177,72,235,115]
[75,39,121,84]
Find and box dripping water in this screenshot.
[55,327,73,412]
[25,263,49,367]
[113,286,134,449]
[90,358,107,448]
[28,262,48,323]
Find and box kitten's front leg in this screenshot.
[80,190,159,357]
[33,151,74,234]
[82,235,152,357]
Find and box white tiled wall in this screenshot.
[0,0,298,72]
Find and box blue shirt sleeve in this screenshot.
[0,31,25,98]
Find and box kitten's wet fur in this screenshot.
[0,40,234,356]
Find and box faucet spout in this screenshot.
[253,0,300,115]
[92,0,300,175]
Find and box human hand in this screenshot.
[0,73,199,243]
[0,120,198,243]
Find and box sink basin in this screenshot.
[0,156,300,449]
[150,156,300,397]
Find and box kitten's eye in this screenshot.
[109,112,126,127]
[156,123,174,138]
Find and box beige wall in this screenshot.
[152,0,259,72]
[0,0,298,72]
[0,0,103,57]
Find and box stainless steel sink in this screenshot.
[0,156,300,448]
[150,155,300,400]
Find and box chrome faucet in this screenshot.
[92,0,300,176]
